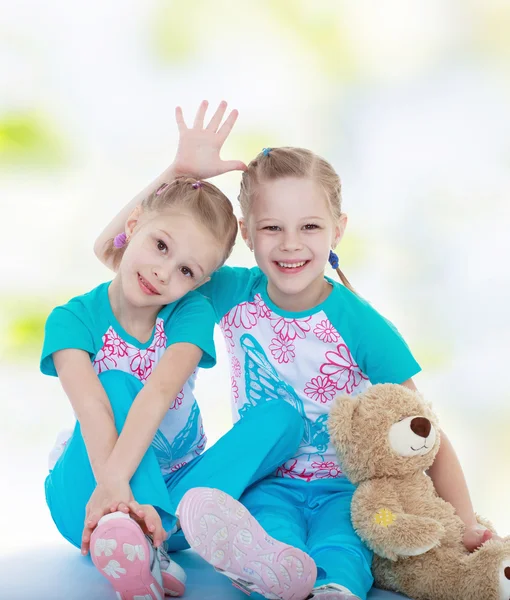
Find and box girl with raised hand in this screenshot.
[44,103,319,600]
[96,102,495,600]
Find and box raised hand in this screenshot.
[169,100,247,180]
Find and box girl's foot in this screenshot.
[179,487,317,600]
[308,584,360,599]
[91,511,186,599]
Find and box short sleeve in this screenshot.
[357,303,421,385]
[164,292,217,369]
[198,265,261,322]
[40,307,96,376]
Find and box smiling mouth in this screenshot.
[411,443,428,451]
[138,273,160,295]
[274,260,310,270]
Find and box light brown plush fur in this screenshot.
[328,383,510,600]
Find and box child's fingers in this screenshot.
[206,100,227,132]
[222,159,248,173]
[151,519,166,548]
[193,100,209,129]
[482,529,493,544]
[86,511,100,529]
[463,527,494,551]
[153,527,166,548]
[116,502,130,514]
[145,517,156,534]
[175,106,187,132]
[128,500,145,519]
[217,109,239,143]
[81,526,93,555]
[146,508,165,548]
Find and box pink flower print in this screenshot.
[93,345,118,374]
[269,337,296,364]
[275,459,314,482]
[253,294,271,319]
[169,389,184,410]
[153,319,167,348]
[103,327,130,359]
[270,316,311,341]
[311,461,343,479]
[220,315,235,353]
[231,376,239,401]
[94,327,132,373]
[130,347,156,381]
[226,301,258,329]
[170,462,187,472]
[231,356,241,378]
[313,319,340,344]
[304,376,337,404]
[320,343,369,394]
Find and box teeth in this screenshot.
[138,275,156,293]
[277,261,306,268]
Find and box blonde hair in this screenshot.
[105,177,238,270]
[239,147,355,293]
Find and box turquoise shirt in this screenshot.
[41,282,216,475]
[199,266,421,481]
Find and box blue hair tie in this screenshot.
[329,250,339,269]
[262,147,272,156]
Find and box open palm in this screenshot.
[172,100,246,180]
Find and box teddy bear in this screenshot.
[328,383,510,600]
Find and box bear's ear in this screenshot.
[328,394,360,447]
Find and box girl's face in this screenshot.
[241,177,346,308]
[119,207,222,308]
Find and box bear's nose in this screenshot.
[410,417,431,438]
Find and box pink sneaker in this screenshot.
[91,511,186,599]
[179,488,317,600]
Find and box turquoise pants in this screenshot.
[240,477,374,600]
[45,370,304,550]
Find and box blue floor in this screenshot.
[0,544,411,600]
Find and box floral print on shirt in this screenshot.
[221,293,370,480]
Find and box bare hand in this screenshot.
[81,478,134,555]
[124,501,167,548]
[462,524,501,552]
[170,100,246,179]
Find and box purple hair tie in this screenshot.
[192,181,203,189]
[113,232,127,248]
[156,183,170,196]
[329,250,339,269]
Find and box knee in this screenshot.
[97,371,143,425]
[98,370,143,396]
[260,400,304,446]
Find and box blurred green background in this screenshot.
[1,0,509,552]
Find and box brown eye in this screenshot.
[180,266,194,278]
[157,240,167,252]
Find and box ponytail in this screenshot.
[103,238,127,270]
[335,266,357,295]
